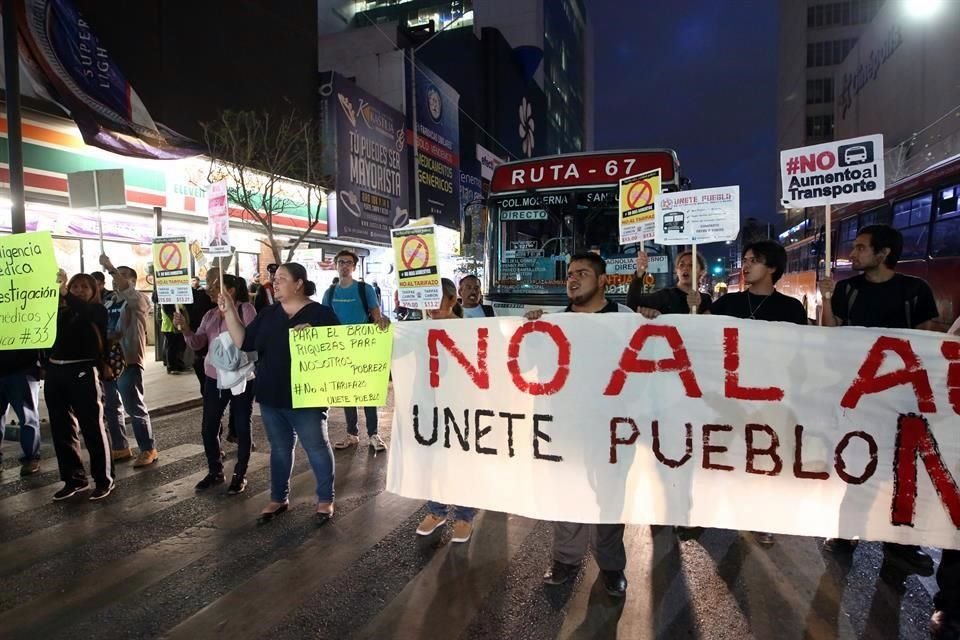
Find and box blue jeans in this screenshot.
[103,365,155,451]
[0,372,41,462]
[344,406,379,437]
[427,501,476,522]
[260,404,334,504]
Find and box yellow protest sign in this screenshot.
[152,236,193,304]
[290,324,394,408]
[391,224,442,309]
[619,168,661,245]
[0,231,59,350]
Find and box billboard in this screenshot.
[319,71,410,245]
[406,60,461,229]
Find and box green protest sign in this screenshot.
[0,232,59,350]
[290,324,393,408]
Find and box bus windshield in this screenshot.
[491,189,641,297]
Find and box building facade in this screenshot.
[777,0,884,232]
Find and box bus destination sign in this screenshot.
[491,151,677,193]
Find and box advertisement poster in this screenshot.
[391,225,442,309]
[319,71,410,244]
[152,236,193,304]
[407,61,461,228]
[205,181,231,256]
[655,186,741,246]
[619,169,661,245]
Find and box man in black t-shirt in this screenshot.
[635,250,711,316]
[712,240,807,547]
[712,240,808,325]
[819,224,938,581]
[525,253,631,598]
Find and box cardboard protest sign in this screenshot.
[389,314,960,549]
[619,169,660,245]
[290,324,393,408]
[152,237,192,305]
[780,134,884,208]
[205,181,231,256]
[0,232,59,350]
[391,225,442,309]
[654,186,741,245]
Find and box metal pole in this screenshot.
[3,0,26,233]
[93,171,104,254]
[410,46,421,220]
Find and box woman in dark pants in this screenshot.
[176,274,257,495]
[221,263,340,525]
[46,270,114,502]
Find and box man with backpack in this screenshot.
[322,250,390,452]
[819,224,938,576]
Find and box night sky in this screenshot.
[591,0,779,231]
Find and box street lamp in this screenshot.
[903,0,944,19]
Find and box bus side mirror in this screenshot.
[462,213,473,245]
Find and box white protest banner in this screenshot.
[152,237,192,304]
[780,134,884,208]
[619,169,660,245]
[654,186,740,246]
[392,225,442,309]
[205,180,231,256]
[388,314,960,549]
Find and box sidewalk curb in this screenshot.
[3,397,204,443]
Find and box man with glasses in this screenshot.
[526,253,632,597]
[323,250,391,452]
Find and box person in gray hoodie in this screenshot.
[99,254,158,468]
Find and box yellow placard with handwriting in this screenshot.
[0,232,59,350]
[290,324,394,408]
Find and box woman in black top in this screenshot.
[221,263,340,526]
[47,271,114,502]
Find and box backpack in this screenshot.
[324,281,371,320]
[841,275,923,328]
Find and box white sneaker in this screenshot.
[333,434,359,450]
[369,434,387,452]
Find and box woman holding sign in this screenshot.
[46,270,114,502]
[220,263,340,526]
[175,274,257,496]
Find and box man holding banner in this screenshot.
[819,224,938,576]
[527,253,632,597]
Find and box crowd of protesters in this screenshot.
[5,226,960,637]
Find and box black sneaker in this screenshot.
[227,475,247,495]
[52,482,89,501]
[602,569,628,597]
[195,473,225,491]
[883,543,935,577]
[89,482,115,501]
[543,561,580,586]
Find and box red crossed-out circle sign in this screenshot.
[627,180,654,209]
[400,235,430,269]
[158,243,183,271]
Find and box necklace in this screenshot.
[746,292,770,320]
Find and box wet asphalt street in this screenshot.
[0,394,941,639]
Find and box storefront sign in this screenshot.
[289,324,393,408]
[152,236,192,304]
[320,71,409,245]
[477,144,505,181]
[392,225,442,309]
[407,61,461,228]
[0,232,59,350]
[388,315,960,548]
